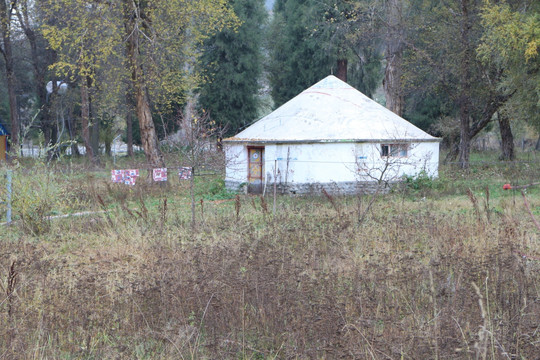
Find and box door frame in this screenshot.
[247,146,264,194]
[0,135,6,161]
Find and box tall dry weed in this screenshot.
[1,189,539,358]
[467,187,482,223]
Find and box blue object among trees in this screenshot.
[0,122,9,161]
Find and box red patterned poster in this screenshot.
[111,170,124,183]
[111,169,139,186]
[178,167,192,180]
[153,168,168,182]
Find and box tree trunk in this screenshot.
[498,112,514,160]
[336,59,347,83]
[383,0,404,117]
[5,55,19,149]
[67,115,80,156]
[105,141,111,156]
[0,0,19,150]
[48,124,58,161]
[134,77,164,167]
[81,79,96,162]
[66,98,80,156]
[17,3,57,154]
[448,95,506,165]
[42,121,52,154]
[16,4,63,159]
[127,113,134,157]
[535,134,540,151]
[45,82,60,161]
[126,92,134,157]
[83,75,100,161]
[458,107,471,168]
[91,118,100,157]
[458,0,472,169]
[17,4,44,142]
[123,0,164,168]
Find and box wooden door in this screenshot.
[0,136,6,161]
[248,147,264,194]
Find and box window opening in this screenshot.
[381,144,408,157]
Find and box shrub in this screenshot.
[200,178,237,200]
[11,164,61,235]
[404,170,434,191]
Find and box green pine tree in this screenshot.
[198,0,268,136]
[268,0,331,107]
[268,0,383,108]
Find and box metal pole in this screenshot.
[6,170,12,224]
[273,160,277,215]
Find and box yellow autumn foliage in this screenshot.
[41,0,239,112]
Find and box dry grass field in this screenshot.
[0,153,539,359]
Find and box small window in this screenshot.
[381,144,390,157]
[381,144,408,157]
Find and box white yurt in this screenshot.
[224,75,440,194]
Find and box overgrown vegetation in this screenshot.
[0,154,539,359]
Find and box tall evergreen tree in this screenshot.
[383,0,405,116]
[268,0,382,108]
[268,0,333,107]
[198,0,267,136]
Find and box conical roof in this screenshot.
[225,75,439,143]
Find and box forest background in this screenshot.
[0,0,538,168]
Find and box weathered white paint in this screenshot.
[225,143,248,185]
[225,141,439,191]
[267,143,356,184]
